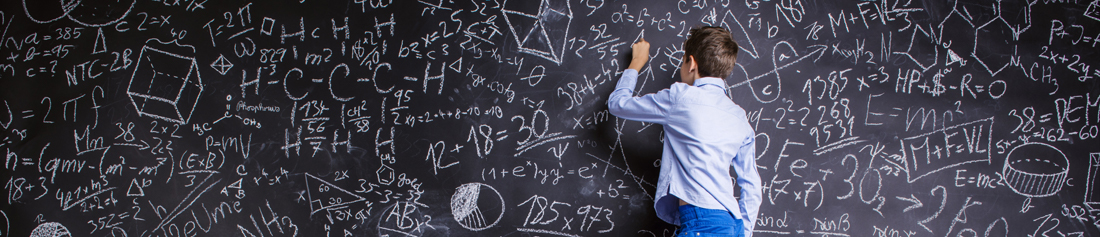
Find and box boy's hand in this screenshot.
[628,39,650,72]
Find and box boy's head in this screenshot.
[680,26,739,84]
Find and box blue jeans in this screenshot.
[677,204,743,237]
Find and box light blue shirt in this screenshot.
[607,69,761,236]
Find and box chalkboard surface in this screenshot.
[1,0,1099,236]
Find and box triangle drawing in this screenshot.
[127,179,145,197]
[93,28,107,54]
[304,173,366,215]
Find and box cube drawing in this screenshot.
[126,45,204,124]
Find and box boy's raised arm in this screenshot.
[607,39,670,124]
[628,39,650,72]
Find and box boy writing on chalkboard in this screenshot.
[608,26,761,237]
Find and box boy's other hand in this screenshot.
[628,39,650,72]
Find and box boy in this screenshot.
[607,26,761,237]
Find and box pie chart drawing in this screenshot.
[451,182,505,231]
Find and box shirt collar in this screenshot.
[693,77,726,89]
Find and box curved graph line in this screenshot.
[66,0,136,27]
[22,0,135,28]
[22,0,80,24]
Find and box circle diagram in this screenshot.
[1002,143,1070,198]
[450,182,505,231]
[22,0,135,27]
[29,222,71,237]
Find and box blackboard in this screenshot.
[1,0,1099,236]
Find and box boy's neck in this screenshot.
[682,74,699,85]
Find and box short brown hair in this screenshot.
[683,26,739,79]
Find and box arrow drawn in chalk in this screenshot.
[896,194,923,212]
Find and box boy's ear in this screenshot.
[685,55,698,72]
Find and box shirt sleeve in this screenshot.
[734,136,762,237]
[607,69,673,124]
